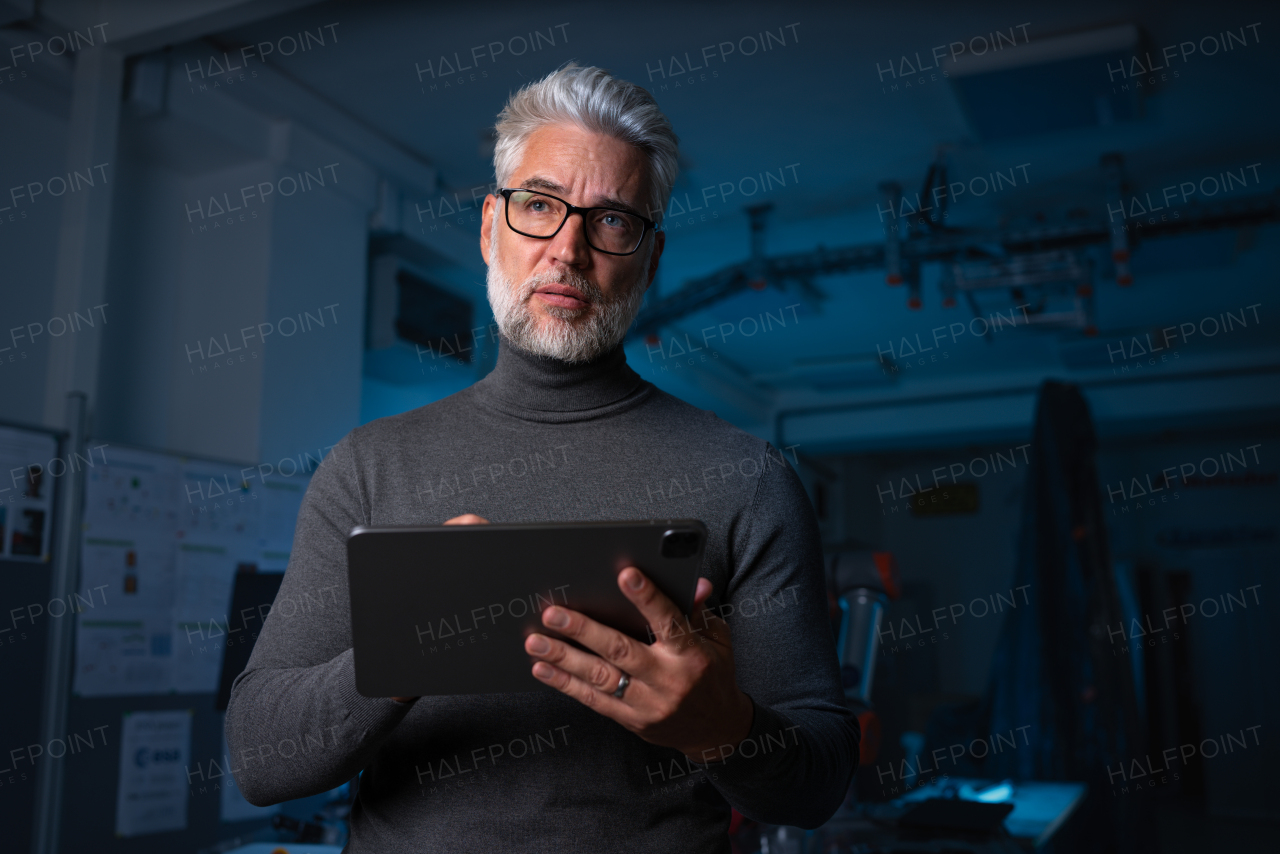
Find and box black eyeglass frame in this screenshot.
[496,187,661,256]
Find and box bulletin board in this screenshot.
[0,422,64,854]
[72,443,311,697]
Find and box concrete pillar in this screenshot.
[41,42,122,430]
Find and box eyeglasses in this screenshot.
[497,187,659,256]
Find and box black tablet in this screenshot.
[346,519,707,697]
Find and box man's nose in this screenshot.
[546,210,591,267]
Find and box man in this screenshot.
[227,63,857,853]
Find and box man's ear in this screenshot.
[480,194,496,266]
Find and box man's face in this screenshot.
[480,123,665,363]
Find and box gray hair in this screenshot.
[492,63,679,225]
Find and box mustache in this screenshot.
[520,269,605,303]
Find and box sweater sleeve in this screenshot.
[697,443,859,828]
[225,430,415,806]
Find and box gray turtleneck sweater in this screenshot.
[225,338,858,853]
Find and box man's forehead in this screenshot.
[510,125,649,207]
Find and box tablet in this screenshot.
[347,519,707,697]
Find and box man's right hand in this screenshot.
[390,513,490,703]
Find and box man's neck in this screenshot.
[475,333,645,415]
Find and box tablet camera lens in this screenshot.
[661,529,700,559]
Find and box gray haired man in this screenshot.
[227,63,858,853]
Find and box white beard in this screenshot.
[485,219,650,364]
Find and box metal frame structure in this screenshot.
[630,154,1280,339]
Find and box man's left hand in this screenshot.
[525,567,754,764]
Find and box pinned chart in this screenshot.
[74,443,315,697]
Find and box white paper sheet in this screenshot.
[115,709,193,837]
[82,447,184,538]
[171,543,240,694]
[180,462,262,544]
[73,535,177,696]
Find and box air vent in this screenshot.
[949,24,1143,140]
[395,269,474,363]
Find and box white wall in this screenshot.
[94,90,376,464]
[0,93,70,427]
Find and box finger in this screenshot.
[443,514,489,525]
[617,566,691,646]
[693,577,714,609]
[524,633,624,694]
[687,581,734,646]
[541,604,654,679]
[531,659,644,723]
[689,578,714,630]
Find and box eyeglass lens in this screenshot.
[507,190,644,254]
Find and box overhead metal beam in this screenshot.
[633,186,1280,337]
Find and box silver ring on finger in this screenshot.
[612,672,631,699]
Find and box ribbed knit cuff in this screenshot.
[332,647,416,741]
[689,697,800,774]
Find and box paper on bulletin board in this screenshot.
[0,425,59,561]
[76,444,186,695]
[79,534,178,617]
[180,462,262,543]
[171,542,241,693]
[73,535,176,696]
[74,619,169,697]
[82,446,184,538]
[115,709,193,837]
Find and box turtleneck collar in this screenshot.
[472,334,652,422]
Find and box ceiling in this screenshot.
[20,0,1280,439]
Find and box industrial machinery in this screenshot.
[828,547,901,774]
